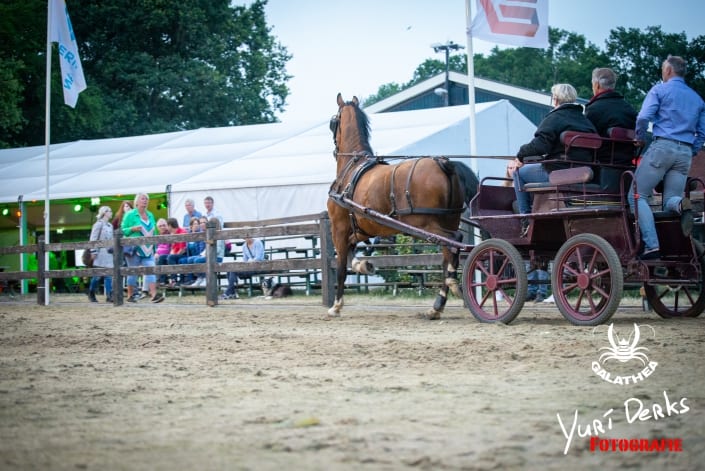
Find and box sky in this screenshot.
[251,0,704,124]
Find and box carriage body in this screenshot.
[464,131,705,325]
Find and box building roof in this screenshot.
[364,71,555,125]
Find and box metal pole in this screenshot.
[44,0,53,305]
[444,48,450,106]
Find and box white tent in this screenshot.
[0,100,535,230]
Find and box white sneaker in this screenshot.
[197,277,207,287]
[542,294,555,303]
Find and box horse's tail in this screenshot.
[448,160,479,206]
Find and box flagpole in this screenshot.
[464,0,478,174]
[44,0,53,305]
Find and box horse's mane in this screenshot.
[350,102,372,150]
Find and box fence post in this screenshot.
[319,212,335,307]
[37,236,46,305]
[113,230,124,306]
[205,220,217,306]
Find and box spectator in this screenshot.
[155,218,171,286]
[526,261,549,303]
[186,217,200,233]
[87,206,114,303]
[512,83,597,237]
[182,198,202,230]
[112,200,133,231]
[203,196,224,227]
[184,218,225,288]
[222,236,265,299]
[180,217,206,286]
[629,55,705,260]
[166,218,188,287]
[121,192,164,303]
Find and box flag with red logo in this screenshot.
[470,0,549,48]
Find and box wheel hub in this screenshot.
[577,273,590,290]
[486,275,498,291]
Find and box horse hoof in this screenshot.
[425,308,441,320]
[327,308,341,318]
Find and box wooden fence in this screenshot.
[0,212,453,307]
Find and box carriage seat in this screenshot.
[523,166,597,192]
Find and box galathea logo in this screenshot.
[591,323,657,385]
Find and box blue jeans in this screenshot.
[627,139,691,252]
[180,256,222,282]
[125,253,156,287]
[513,163,550,214]
[89,275,112,296]
[527,268,549,297]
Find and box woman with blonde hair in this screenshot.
[121,192,164,303]
[511,83,597,237]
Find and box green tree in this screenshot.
[606,26,703,106]
[0,0,291,147]
[0,0,45,148]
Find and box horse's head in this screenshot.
[331,93,373,159]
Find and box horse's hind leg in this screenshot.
[426,244,462,320]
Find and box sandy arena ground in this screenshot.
[0,291,703,470]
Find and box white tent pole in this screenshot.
[44,0,52,305]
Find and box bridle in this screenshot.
[329,106,342,159]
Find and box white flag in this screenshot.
[49,0,87,107]
[471,0,549,49]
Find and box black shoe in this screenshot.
[151,293,165,303]
[127,294,139,303]
[525,292,536,302]
[106,294,113,303]
[639,249,661,261]
[88,291,98,303]
[680,198,693,237]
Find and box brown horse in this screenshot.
[326,94,478,318]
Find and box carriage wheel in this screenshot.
[552,234,623,326]
[643,257,705,318]
[462,239,527,324]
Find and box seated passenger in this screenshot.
[512,83,597,236]
[585,67,638,166]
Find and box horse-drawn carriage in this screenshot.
[327,94,704,326]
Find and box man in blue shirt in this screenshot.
[629,55,705,260]
[182,198,202,229]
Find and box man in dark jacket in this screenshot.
[585,67,638,163]
[512,83,597,236]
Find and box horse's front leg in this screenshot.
[426,247,461,320]
[327,244,353,318]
